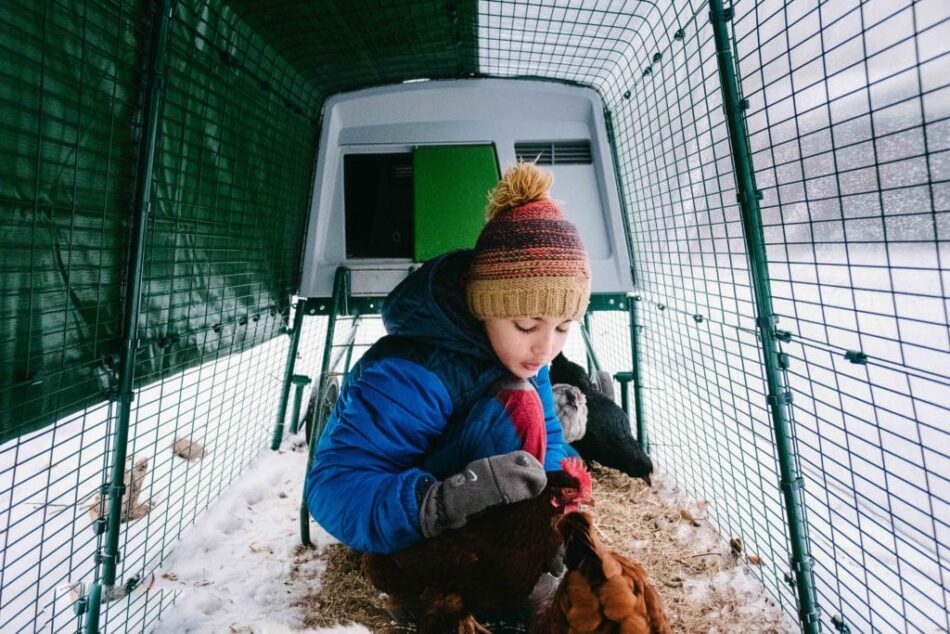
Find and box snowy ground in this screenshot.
[148,435,797,634]
[148,432,368,634]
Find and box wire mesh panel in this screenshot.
[1,0,319,630]
[0,0,144,444]
[733,0,949,631]
[0,333,291,632]
[603,4,805,621]
[137,0,318,388]
[225,0,480,101]
[0,0,147,629]
[88,334,289,632]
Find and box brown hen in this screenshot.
[532,511,671,634]
[363,457,593,634]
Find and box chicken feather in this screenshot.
[532,511,671,634]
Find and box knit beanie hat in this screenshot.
[466,162,591,321]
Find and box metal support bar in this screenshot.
[288,375,312,435]
[342,316,361,375]
[300,267,350,546]
[708,2,820,630]
[627,296,647,453]
[85,2,174,632]
[603,108,638,288]
[614,371,633,416]
[579,319,602,373]
[272,303,306,449]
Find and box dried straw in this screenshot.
[295,464,794,633]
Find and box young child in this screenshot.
[306,162,591,554]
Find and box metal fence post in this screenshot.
[708,2,821,631]
[84,1,173,631]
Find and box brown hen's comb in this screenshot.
[560,456,593,497]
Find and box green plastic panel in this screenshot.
[413,144,500,261]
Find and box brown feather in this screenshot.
[532,511,672,634]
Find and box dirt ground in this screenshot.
[293,463,795,633]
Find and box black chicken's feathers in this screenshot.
[550,353,653,484]
[550,353,593,393]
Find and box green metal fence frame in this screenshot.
[708,1,820,629]
[83,2,172,630]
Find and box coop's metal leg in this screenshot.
[288,375,312,435]
[300,267,349,546]
[627,295,647,453]
[272,305,306,450]
[342,315,361,375]
[579,319,601,373]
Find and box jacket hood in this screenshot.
[382,250,495,360]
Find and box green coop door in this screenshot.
[413,145,500,262]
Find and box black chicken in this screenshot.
[550,353,654,485]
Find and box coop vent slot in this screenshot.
[515,140,592,165]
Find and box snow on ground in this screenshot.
[149,433,366,634]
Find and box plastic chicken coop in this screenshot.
[1,0,947,632]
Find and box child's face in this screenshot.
[484,316,572,379]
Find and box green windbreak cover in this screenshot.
[138,0,319,386]
[0,0,142,443]
[0,0,320,443]
[225,0,479,101]
[413,144,500,261]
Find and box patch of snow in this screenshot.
[150,434,353,633]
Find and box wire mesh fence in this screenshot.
[733,1,949,630]
[1,0,946,632]
[2,0,318,630]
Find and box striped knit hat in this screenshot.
[466,163,590,321]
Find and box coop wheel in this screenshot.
[589,370,616,401]
[304,376,340,444]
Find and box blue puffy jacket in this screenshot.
[306,250,569,553]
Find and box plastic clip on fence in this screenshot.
[84,1,174,632]
[708,1,820,631]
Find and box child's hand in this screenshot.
[419,450,546,537]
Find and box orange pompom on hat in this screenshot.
[465,162,591,321]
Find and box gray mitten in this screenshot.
[419,450,547,538]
